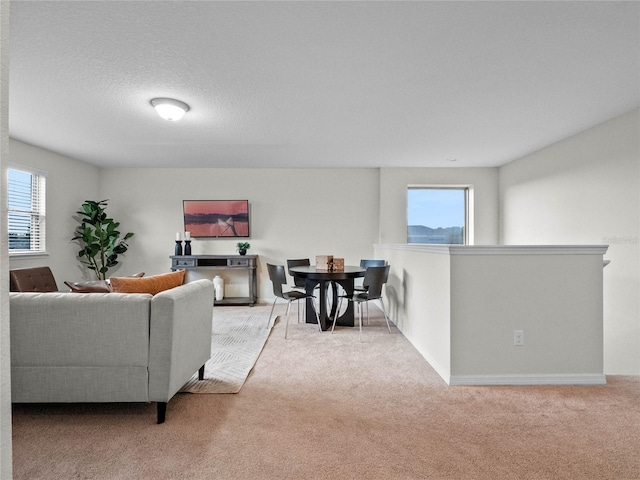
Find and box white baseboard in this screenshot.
[448,373,607,386]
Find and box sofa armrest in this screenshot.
[148,279,214,402]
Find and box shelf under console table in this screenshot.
[170,255,258,306]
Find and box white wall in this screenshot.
[379,167,499,245]
[375,244,451,381]
[0,1,11,477]
[449,249,605,383]
[98,168,380,301]
[8,140,100,287]
[499,108,640,375]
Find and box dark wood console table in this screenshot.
[170,255,258,306]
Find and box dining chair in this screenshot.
[267,263,322,339]
[360,259,387,268]
[286,258,310,292]
[358,262,391,325]
[287,258,319,320]
[354,259,388,292]
[331,265,392,341]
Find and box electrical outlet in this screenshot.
[514,330,524,346]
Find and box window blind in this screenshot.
[8,168,46,254]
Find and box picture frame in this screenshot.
[183,200,250,238]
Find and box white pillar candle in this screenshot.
[176,232,181,241]
[184,231,190,240]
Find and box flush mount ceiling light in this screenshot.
[150,98,190,121]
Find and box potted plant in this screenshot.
[72,199,134,280]
[236,242,250,256]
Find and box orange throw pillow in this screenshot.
[110,270,185,295]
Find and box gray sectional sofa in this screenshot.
[10,278,214,423]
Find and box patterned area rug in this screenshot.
[179,314,275,394]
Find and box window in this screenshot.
[8,167,46,254]
[407,187,468,244]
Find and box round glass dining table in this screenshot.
[289,265,365,331]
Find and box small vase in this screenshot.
[174,240,183,256]
[213,275,224,300]
[184,240,192,256]
[239,249,247,256]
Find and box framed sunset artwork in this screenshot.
[183,200,250,238]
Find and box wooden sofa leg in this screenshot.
[199,365,205,380]
[157,402,167,424]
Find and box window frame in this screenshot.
[7,166,47,256]
[407,185,470,245]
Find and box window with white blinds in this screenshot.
[8,167,46,254]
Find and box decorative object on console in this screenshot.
[213,275,224,300]
[184,231,192,255]
[183,200,250,238]
[72,199,134,280]
[175,232,183,256]
[236,242,250,256]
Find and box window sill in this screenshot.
[9,252,49,258]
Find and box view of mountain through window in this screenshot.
[407,188,466,244]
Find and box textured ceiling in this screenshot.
[9,1,640,169]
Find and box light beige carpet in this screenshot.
[11,305,640,480]
[179,313,275,394]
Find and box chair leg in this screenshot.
[331,297,344,333]
[268,297,278,327]
[358,301,363,342]
[378,298,392,334]
[312,297,322,332]
[284,301,292,339]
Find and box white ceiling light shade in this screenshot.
[150,98,190,121]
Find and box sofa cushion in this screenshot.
[65,272,146,293]
[110,270,185,295]
[64,280,111,293]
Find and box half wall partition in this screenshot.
[375,244,609,385]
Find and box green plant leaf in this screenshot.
[72,199,134,280]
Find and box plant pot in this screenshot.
[239,249,247,256]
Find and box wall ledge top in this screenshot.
[374,244,609,256]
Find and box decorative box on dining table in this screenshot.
[315,255,344,272]
[332,258,344,271]
[316,255,333,270]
